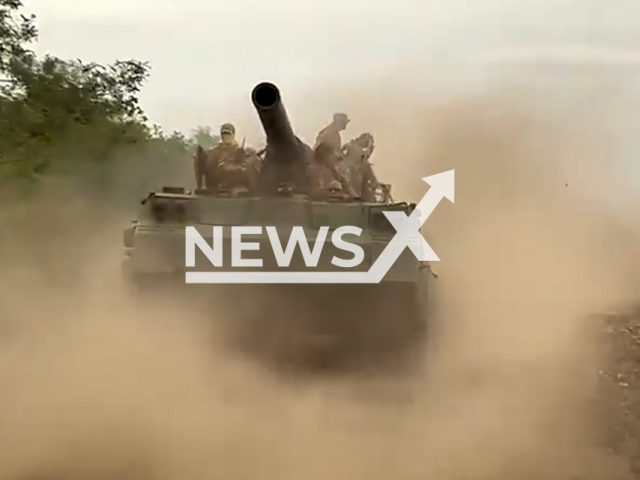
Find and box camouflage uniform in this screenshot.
[311,113,356,198]
[341,132,378,201]
[194,123,260,195]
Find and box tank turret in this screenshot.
[251,82,312,195]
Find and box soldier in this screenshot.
[341,132,379,201]
[194,123,260,195]
[343,132,375,161]
[310,113,357,198]
[313,112,350,157]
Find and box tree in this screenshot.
[0,0,161,182]
[190,126,219,149]
[0,0,37,79]
[0,0,213,202]
[0,56,153,178]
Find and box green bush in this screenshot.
[0,0,217,203]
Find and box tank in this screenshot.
[121,82,434,368]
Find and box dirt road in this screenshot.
[598,311,640,478]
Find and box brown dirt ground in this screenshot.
[598,310,640,478]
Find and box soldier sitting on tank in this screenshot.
[340,132,379,201]
[193,123,259,196]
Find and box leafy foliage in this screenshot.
[0,0,215,194]
[190,126,220,149]
[0,0,37,76]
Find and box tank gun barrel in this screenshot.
[251,82,300,164]
[251,81,312,194]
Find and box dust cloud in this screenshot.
[0,63,640,480]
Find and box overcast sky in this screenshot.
[23,0,640,132]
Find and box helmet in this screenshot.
[220,123,235,135]
[333,113,349,125]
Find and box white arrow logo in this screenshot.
[382,169,454,262]
[186,170,455,284]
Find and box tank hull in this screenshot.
[123,260,430,368]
